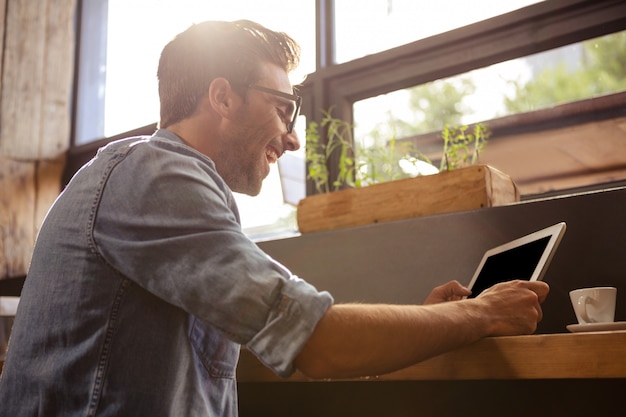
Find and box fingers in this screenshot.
[476,280,550,336]
[427,280,550,336]
[487,279,549,301]
[527,280,550,303]
[439,280,472,299]
[424,280,472,304]
[535,296,543,323]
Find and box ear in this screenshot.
[206,77,239,119]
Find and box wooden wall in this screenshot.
[0,0,75,279]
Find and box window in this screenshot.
[334,0,543,64]
[72,0,626,237]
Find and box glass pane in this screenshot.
[353,31,626,171]
[334,0,544,64]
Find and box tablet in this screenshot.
[466,222,566,298]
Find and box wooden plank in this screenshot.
[0,156,63,279]
[0,0,73,279]
[0,0,76,160]
[0,157,36,278]
[297,165,519,233]
[237,331,626,383]
[39,0,77,158]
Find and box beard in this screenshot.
[214,103,275,196]
[214,141,268,196]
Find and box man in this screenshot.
[0,20,548,416]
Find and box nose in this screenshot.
[283,130,300,152]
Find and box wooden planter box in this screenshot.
[297,165,519,233]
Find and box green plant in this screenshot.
[306,109,490,193]
[439,123,490,171]
[355,133,432,187]
[305,109,356,193]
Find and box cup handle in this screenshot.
[577,295,593,323]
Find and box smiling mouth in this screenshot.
[265,147,281,164]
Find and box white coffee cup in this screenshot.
[569,287,617,324]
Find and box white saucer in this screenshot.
[566,321,626,333]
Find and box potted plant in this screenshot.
[297,110,519,233]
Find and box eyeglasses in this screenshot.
[247,84,302,134]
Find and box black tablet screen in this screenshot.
[467,236,551,298]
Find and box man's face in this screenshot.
[215,62,300,196]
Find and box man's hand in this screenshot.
[472,279,550,336]
[423,280,472,304]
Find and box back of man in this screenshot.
[0,134,243,416]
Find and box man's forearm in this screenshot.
[294,280,547,379]
[294,302,486,379]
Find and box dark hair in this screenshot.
[157,20,301,128]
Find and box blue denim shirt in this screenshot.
[0,130,333,417]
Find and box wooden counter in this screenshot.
[238,331,626,416]
[238,330,626,382]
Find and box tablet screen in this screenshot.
[467,236,551,298]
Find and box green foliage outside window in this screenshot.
[505,32,626,113]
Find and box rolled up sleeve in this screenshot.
[246,272,333,377]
